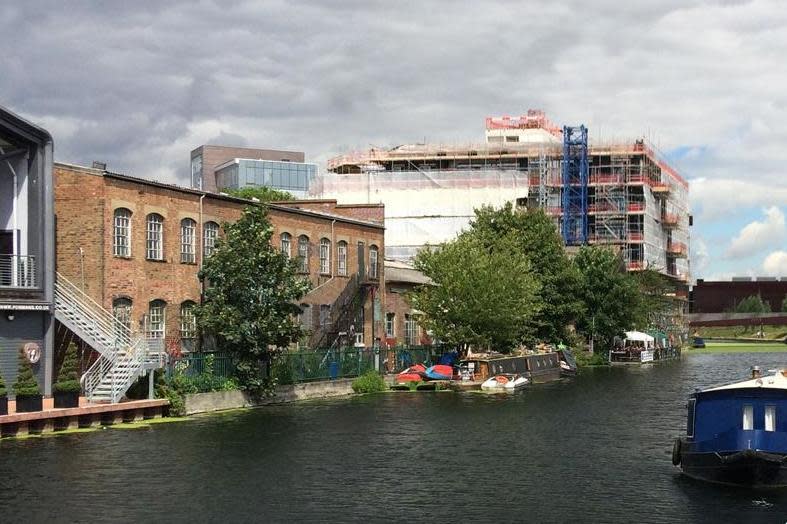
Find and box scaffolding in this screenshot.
[561,125,589,245]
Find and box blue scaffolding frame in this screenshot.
[561,125,589,245]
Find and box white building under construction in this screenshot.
[318,110,690,287]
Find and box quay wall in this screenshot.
[184,378,356,415]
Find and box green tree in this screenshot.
[0,370,6,397]
[573,246,643,353]
[12,348,41,396]
[632,268,677,330]
[224,186,294,202]
[410,234,541,352]
[468,204,582,342]
[782,295,787,313]
[195,205,310,392]
[53,342,81,394]
[735,294,771,314]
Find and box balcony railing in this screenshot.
[0,255,37,288]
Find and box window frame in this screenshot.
[337,241,348,276]
[203,221,219,258]
[766,405,777,432]
[298,235,310,273]
[113,208,132,258]
[180,218,196,264]
[369,245,379,279]
[385,312,395,338]
[112,297,132,335]
[743,404,754,430]
[146,213,164,261]
[147,300,167,339]
[180,301,197,340]
[319,238,331,275]
[280,232,292,259]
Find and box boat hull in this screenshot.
[679,445,787,488]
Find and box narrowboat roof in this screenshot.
[702,370,787,393]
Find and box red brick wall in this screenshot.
[54,163,385,348]
[692,280,787,313]
[276,200,384,225]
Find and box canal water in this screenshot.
[3,353,787,522]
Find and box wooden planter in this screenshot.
[53,391,80,408]
[0,396,7,416]
[15,394,43,413]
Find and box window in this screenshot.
[112,297,132,335]
[298,235,309,273]
[385,313,395,338]
[180,301,196,339]
[766,405,776,432]
[320,304,330,326]
[369,245,379,279]
[148,300,166,339]
[337,241,348,276]
[204,221,219,258]
[686,398,696,437]
[298,303,312,328]
[180,218,196,263]
[146,213,164,260]
[319,238,331,275]
[280,232,291,259]
[113,208,132,257]
[743,404,754,430]
[405,314,418,346]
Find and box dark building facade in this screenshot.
[0,106,55,397]
[691,279,787,313]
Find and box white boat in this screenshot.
[481,374,529,392]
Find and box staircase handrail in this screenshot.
[311,274,360,347]
[55,272,133,348]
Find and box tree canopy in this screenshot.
[410,234,541,352]
[223,186,295,202]
[735,294,771,314]
[195,204,310,391]
[468,204,582,342]
[573,246,644,351]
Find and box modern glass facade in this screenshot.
[215,158,315,197]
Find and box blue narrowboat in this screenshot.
[674,367,787,487]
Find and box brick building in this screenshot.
[54,162,385,352]
[383,260,433,348]
[691,278,787,313]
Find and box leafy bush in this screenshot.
[0,370,6,397]
[351,371,387,394]
[53,342,81,394]
[574,350,608,367]
[13,348,40,396]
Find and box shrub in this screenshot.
[0,371,6,397]
[53,342,82,394]
[13,348,41,396]
[351,371,387,394]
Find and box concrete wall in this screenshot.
[184,378,356,415]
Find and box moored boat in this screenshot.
[674,366,787,488]
[424,364,454,380]
[396,363,426,383]
[480,374,528,392]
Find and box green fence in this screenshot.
[166,345,455,386]
[166,352,235,380]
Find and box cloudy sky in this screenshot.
[3,0,786,279]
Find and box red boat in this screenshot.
[425,364,453,380]
[396,364,427,383]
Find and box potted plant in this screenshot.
[53,342,81,408]
[13,347,43,412]
[0,372,7,416]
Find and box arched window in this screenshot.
[337,241,348,276]
[147,299,167,339]
[113,208,132,257]
[146,213,164,260]
[180,218,196,264]
[298,235,309,273]
[280,232,291,259]
[180,301,197,339]
[369,245,379,279]
[320,304,330,326]
[299,303,312,327]
[204,221,219,257]
[112,297,132,334]
[319,238,331,275]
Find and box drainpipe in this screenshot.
[198,194,205,302]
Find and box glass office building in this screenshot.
[215,158,315,198]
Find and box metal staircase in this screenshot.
[310,274,366,349]
[54,273,163,403]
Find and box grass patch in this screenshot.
[688,342,787,354]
